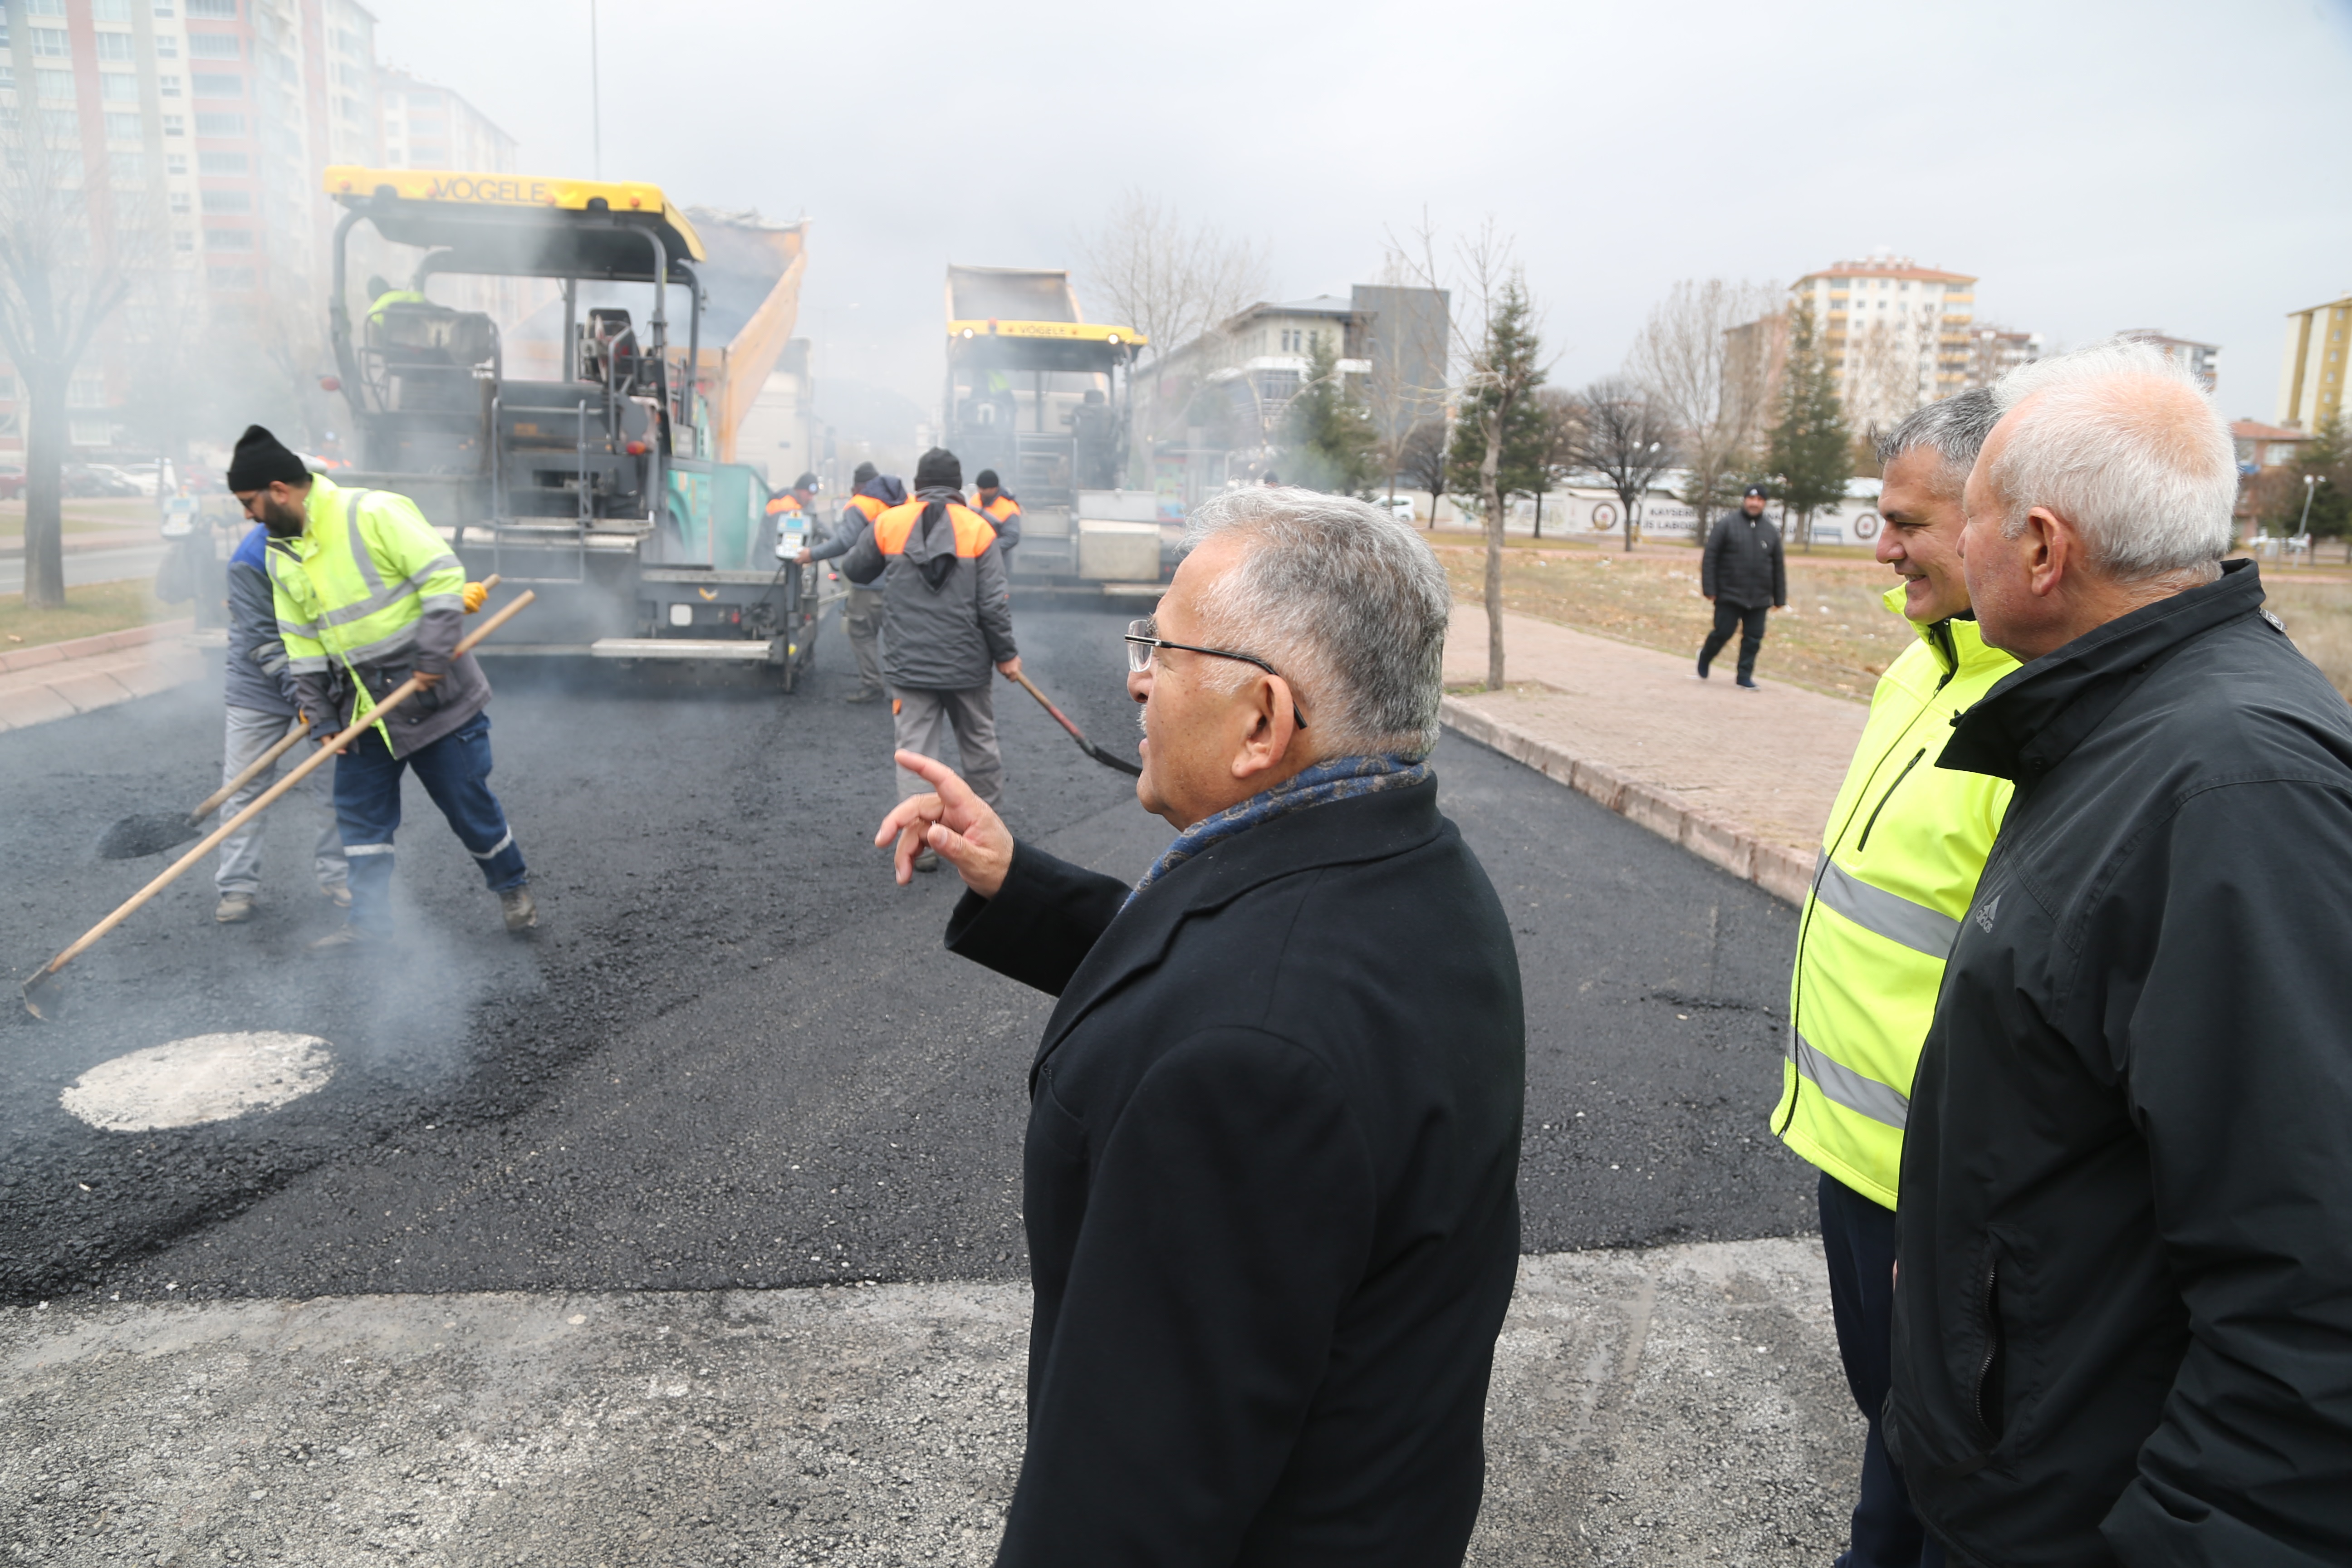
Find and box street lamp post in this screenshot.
[2296,473,2318,566]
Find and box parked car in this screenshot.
[63,464,140,498]
[1381,495,1418,524]
[0,465,24,500]
[85,462,169,497]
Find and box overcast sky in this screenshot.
[375,0,2352,430]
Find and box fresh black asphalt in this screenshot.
[0,597,1811,1303]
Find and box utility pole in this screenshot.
[589,0,603,179]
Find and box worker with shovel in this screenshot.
[214,516,349,924]
[230,425,535,948]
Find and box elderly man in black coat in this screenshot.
[877,488,1525,1568]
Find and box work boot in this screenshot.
[843,686,884,705]
[1737,676,1761,691]
[321,882,351,910]
[308,925,367,951]
[215,892,257,924]
[912,847,939,873]
[500,886,539,933]
[1695,653,1711,681]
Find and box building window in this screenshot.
[193,112,242,135]
[168,191,190,213]
[72,420,113,446]
[205,225,251,249]
[208,266,255,290]
[156,36,179,56]
[93,0,132,18]
[166,151,187,174]
[155,0,177,13]
[197,149,246,173]
[35,69,74,101]
[42,109,80,141]
[199,187,249,212]
[69,375,106,409]
[26,0,64,16]
[163,113,185,135]
[159,75,180,96]
[192,73,242,98]
[111,150,144,181]
[174,230,193,250]
[101,74,140,102]
[95,31,135,61]
[104,112,144,140]
[188,33,239,58]
[187,0,236,15]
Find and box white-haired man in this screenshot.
[876,489,1524,1566]
[1889,340,2352,1565]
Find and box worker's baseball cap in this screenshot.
[1744,484,1769,499]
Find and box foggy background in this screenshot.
[370,0,2352,434]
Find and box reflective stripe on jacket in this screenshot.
[1772,586,2016,1208]
[265,474,486,757]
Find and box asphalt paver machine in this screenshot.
[323,167,821,685]
[941,265,1166,588]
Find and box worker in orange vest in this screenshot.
[796,461,902,703]
[972,468,1022,574]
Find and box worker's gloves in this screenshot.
[461,581,490,613]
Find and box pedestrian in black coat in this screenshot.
[877,487,1524,1568]
[1699,484,1787,687]
[1891,340,2352,1567]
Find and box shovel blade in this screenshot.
[21,966,65,1022]
[97,813,203,861]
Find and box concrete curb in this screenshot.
[0,617,193,675]
[1441,696,1813,905]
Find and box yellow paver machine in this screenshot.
[322,167,824,684]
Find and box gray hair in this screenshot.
[1980,337,2237,580]
[1873,387,2000,496]
[1181,487,1452,756]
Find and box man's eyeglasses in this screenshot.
[1124,618,1306,729]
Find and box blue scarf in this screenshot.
[1127,753,1431,905]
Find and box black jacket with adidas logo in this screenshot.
[1890,559,2352,1567]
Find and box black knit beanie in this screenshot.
[226,425,310,491]
[852,461,879,486]
[975,468,1000,489]
[913,446,961,492]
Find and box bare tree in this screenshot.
[1074,190,1269,368]
[1628,279,1780,540]
[0,122,145,607]
[1528,387,1583,539]
[1398,416,1449,528]
[1567,378,1678,554]
[1393,215,1547,691]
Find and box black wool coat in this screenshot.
[945,778,1525,1568]
[1891,561,2352,1566]
[1700,509,1787,608]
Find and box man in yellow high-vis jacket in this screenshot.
[1774,389,2014,1568]
[228,425,534,949]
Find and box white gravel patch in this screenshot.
[59,1031,335,1132]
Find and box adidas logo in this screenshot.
[1973,894,2001,935]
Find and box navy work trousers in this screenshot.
[1820,1171,1932,1568]
[333,710,526,938]
[1700,599,1771,680]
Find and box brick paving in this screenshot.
[0,621,205,732]
[1442,607,1867,898]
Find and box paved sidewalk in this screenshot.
[0,1237,1861,1566]
[1443,608,1867,902]
[0,622,206,733]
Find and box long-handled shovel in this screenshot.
[23,587,537,1021]
[1006,669,1141,778]
[98,718,312,861]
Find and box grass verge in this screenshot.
[2,578,175,652]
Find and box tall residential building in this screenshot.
[1790,255,1975,429]
[0,0,500,459]
[2117,328,2218,394]
[375,66,510,172]
[1965,326,2042,388]
[2278,294,2352,431]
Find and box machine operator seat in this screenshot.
[580,308,644,396]
[368,302,499,414]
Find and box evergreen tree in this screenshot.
[1445,288,1547,520]
[2296,415,2352,542]
[1281,336,1378,494]
[1764,299,1853,551]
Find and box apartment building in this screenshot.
[2117,328,2218,394]
[1792,254,1977,430]
[376,66,508,172]
[2278,294,2352,432]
